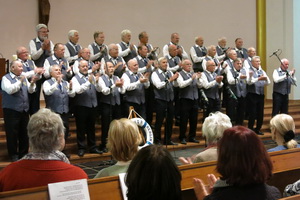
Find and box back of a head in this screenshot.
[107,118,141,162]
[217,126,273,186]
[270,114,298,149]
[202,112,232,145]
[27,108,65,153]
[126,145,182,200]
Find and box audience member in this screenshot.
[193,126,281,200]
[1,61,37,162]
[179,112,232,164]
[0,108,87,192]
[268,114,300,152]
[126,145,182,200]
[94,118,141,178]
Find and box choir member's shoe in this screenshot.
[100,147,108,153]
[154,140,162,145]
[180,139,187,145]
[11,155,19,162]
[254,129,264,135]
[78,149,85,157]
[165,141,178,145]
[188,138,200,143]
[89,149,103,154]
[256,131,264,135]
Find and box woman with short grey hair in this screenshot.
[0,108,87,192]
[179,112,232,164]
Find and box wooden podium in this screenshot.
[0,58,8,118]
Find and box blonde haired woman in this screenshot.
[268,114,300,152]
[94,118,141,178]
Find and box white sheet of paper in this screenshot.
[119,173,128,200]
[48,179,90,200]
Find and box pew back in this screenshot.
[1,148,300,199]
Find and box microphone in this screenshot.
[199,89,209,104]
[226,86,238,101]
[269,49,280,57]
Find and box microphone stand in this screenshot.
[272,52,297,87]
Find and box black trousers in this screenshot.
[247,93,264,131]
[226,96,246,125]
[29,78,44,115]
[272,92,289,117]
[74,106,97,151]
[100,103,122,147]
[154,99,174,143]
[204,98,221,120]
[3,108,29,159]
[179,98,198,140]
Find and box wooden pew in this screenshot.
[1,148,300,199]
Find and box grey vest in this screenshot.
[22,59,35,72]
[123,71,145,104]
[73,74,97,108]
[236,48,248,59]
[99,75,121,105]
[91,43,107,62]
[273,69,292,95]
[216,46,225,56]
[166,56,181,72]
[44,79,69,114]
[103,56,124,78]
[32,38,51,67]
[203,71,219,99]
[46,56,68,80]
[192,45,207,72]
[136,56,151,73]
[178,71,198,100]
[119,42,137,63]
[247,67,266,95]
[228,68,247,98]
[153,70,174,102]
[2,74,29,112]
[65,42,81,65]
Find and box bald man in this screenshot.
[272,58,296,116]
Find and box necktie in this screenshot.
[187,73,192,78]
[143,58,148,66]
[133,74,139,81]
[23,62,31,71]
[173,58,178,65]
[58,83,62,91]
